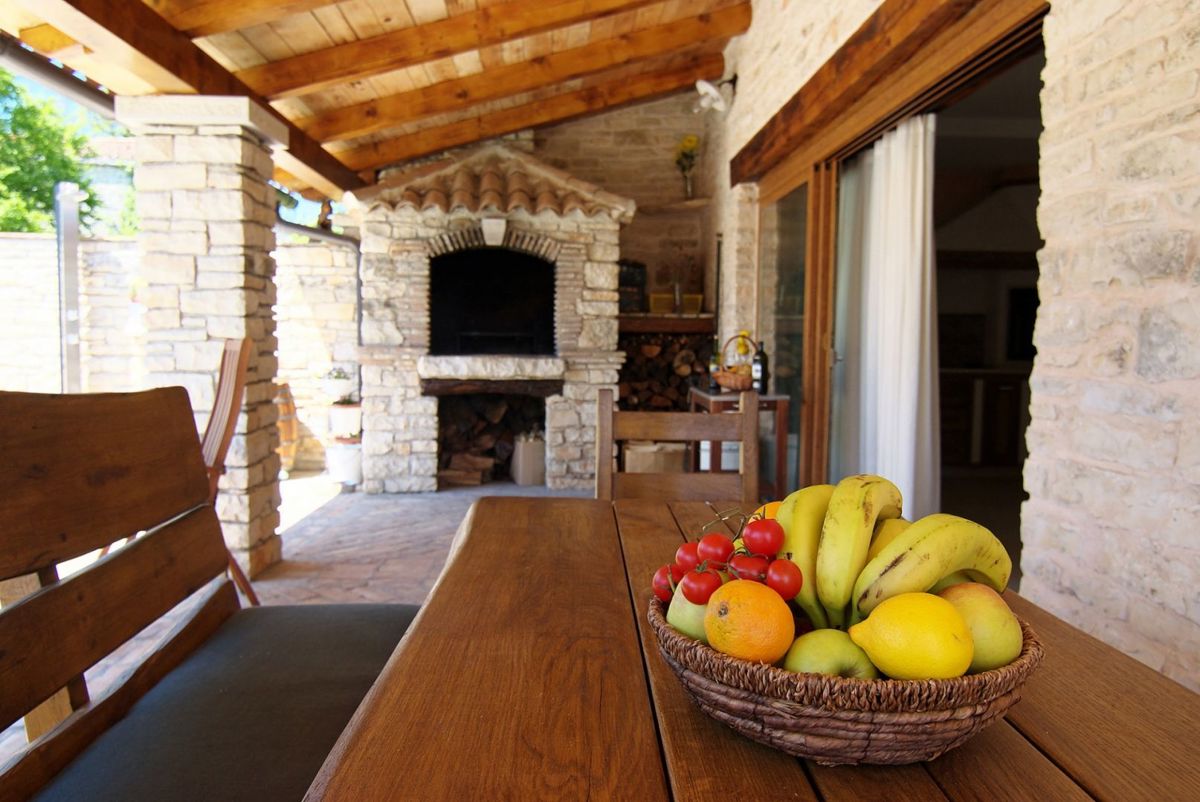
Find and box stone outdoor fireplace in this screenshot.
[345,145,634,492]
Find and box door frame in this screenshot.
[737,0,1048,486]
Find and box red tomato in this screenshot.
[680,568,723,605]
[728,554,769,582]
[652,563,684,602]
[742,518,786,558]
[674,542,701,572]
[766,559,803,600]
[696,533,735,566]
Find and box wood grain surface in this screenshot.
[0,388,211,580]
[306,498,1200,801]
[306,497,668,801]
[615,499,819,801]
[1005,593,1200,801]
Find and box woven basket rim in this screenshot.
[649,596,1045,713]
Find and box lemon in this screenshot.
[847,592,973,680]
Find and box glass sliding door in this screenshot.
[758,184,807,492]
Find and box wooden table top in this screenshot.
[306,497,1200,801]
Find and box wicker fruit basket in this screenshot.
[648,598,1044,765]
[712,333,756,391]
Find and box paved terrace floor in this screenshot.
[1,476,586,763]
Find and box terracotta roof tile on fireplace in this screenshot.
[349,145,636,223]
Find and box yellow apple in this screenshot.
[938,582,1023,672]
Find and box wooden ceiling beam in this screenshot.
[17,23,77,55]
[142,0,339,38]
[237,0,665,101]
[16,0,363,196]
[338,52,725,172]
[303,3,750,143]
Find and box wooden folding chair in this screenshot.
[95,339,260,605]
[201,338,260,606]
[595,387,760,507]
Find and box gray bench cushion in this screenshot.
[35,603,417,802]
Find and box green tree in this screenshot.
[0,69,97,232]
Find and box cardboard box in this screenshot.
[512,437,546,486]
[623,441,687,473]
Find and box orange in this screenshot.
[704,580,795,664]
[751,500,783,520]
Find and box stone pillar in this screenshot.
[116,96,286,576]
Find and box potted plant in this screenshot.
[321,366,357,401]
[328,394,362,439]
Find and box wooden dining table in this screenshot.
[305,496,1200,801]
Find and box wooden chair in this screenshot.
[0,387,417,799]
[97,338,260,605]
[595,387,760,507]
[200,338,260,606]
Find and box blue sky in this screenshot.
[11,71,324,226]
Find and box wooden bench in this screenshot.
[0,387,418,801]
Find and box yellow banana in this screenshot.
[849,513,1011,624]
[815,475,903,628]
[866,517,911,563]
[776,484,835,629]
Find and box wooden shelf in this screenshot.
[637,197,711,215]
[619,314,715,334]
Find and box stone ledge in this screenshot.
[116,95,289,147]
[417,355,566,379]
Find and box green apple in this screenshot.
[783,629,878,679]
[666,583,708,643]
[938,582,1023,672]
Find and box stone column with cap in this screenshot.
[116,95,285,576]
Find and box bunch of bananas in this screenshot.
[773,475,1012,630]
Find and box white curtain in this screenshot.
[835,114,940,518]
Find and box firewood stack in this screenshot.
[437,395,544,487]
[617,333,715,411]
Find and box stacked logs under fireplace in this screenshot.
[437,394,545,487]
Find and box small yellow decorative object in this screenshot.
[675,134,700,175]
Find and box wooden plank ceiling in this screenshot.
[2,0,750,198]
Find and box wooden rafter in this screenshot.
[337,52,725,172]
[15,0,363,195]
[301,4,751,144]
[141,0,338,38]
[236,0,664,101]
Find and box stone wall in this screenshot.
[0,233,141,394]
[0,234,63,392]
[274,239,361,470]
[536,95,708,301]
[702,0,1200,690]
[1022,0,1200,689]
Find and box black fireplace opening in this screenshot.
[430,248,555,355]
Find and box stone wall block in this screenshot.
[1136,299,1200,381]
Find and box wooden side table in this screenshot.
[687,386,790,500]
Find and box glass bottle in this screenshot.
[752,340,770,394]
[707,335,721,392]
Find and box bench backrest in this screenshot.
[0,387,239,795]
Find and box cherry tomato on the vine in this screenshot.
[766,559,803,600]
[741,518,786,558]
[675,542,701,572]
[728,554,769,582]
[652,563,685,602]
[696,533,735,566]
[680,568,723,605]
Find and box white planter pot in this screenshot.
[321,376,356,401]
[328,404,362,437]
[326,442,362,485]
